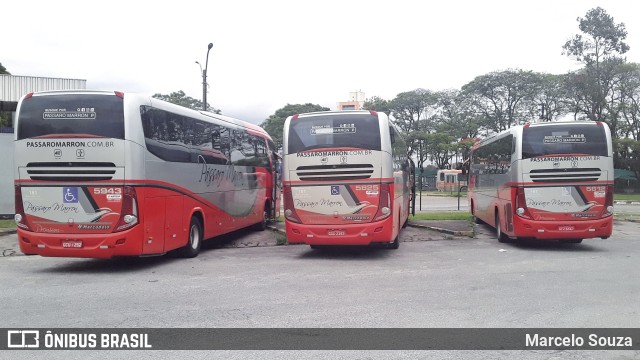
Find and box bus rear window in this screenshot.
[522,124,608,159]
[17,94,125,140]
[287,114,381,154]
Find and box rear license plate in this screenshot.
[62,240,83,248]
[558,226,575,231]
[327,230,346,236]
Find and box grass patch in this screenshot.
[0,220,15,229]
[411,211,472,221]
[614,193,640,201]
[614,213,640,221]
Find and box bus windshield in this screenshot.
[522,123,608,159]
[17,94,125,140]
[287,114,381,154]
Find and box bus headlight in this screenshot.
[381,207,390,215]
[284,209,292,217]
[606,206,614,214]
[14,213,22,223]
[516,208,525,216]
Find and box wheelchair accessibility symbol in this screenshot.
[63,187,79,203]
[331,185,340,195]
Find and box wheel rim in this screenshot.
[190,224,200,250]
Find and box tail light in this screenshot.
[14,186,31,231]
[515,187,532,219]
[282,185,301,223]
[605,185,614,216]
[373,183,391,222]
[113,186,138,232]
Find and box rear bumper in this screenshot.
[17,226,144,258]
[285,217,395,245]
[511,216,612,240]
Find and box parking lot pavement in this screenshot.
[0,221,464,257]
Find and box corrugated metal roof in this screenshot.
[0,75,86,102]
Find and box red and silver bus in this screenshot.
[467,121,614,243]
[14,90,279,258]
[282,110,412,249]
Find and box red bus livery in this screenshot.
[282,111,412,249]
[14,90,279,258]
[467,121,614,243]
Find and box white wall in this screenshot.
[0,133,14,215]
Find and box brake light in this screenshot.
[515,187,532,219]
[24,92,34,100]
[282,185,301,223]
[605,185,614,215]
[369,110,378,116]
[113,186,138,232]
[373,183,391,222]
[14,186,31,231]
[114,91,124,99]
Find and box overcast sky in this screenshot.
[4,0,640,125]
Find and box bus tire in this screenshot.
[253,203,269,231]
[561,239,583,244]
[177,216,203,258]
[471,203,482,224]
[495,212,510,243]
[386,235,400,249]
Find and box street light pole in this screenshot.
[200,43,213,111]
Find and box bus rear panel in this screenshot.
[283,111,409,247]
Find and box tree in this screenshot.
[362,96,391,114]
[152,90,220,113]
[387,89,439,157]
[528,73,569,122]
[462,69,540,133]
[614,138,640,180]
[260,103,329,151]
[424,132,457,169]
[562,6,630,134]
[434,89,483,140]
[616,63,640,140]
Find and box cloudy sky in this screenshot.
[4,0,640,125]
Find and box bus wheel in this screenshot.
[178,216,203,258]
[386,232,400,249]
[253,204,269,231]
[471,204,482,224]
[495,213,509,243]
[560,239,583,244]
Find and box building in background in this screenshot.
[0,75,86,216]
[337,90,365,111]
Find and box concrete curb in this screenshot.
[407,222,474,237]
[0,228,16,237]
[615,201,640,205]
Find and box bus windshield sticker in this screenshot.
[310,124,356,135]
[43,108,97,120]
[543,133,586,144]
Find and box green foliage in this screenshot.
[0,112,11,127]
[0,220,15,229]
[424,132,456,169]
[562,7,629,64]
[362,96,390,114]
[562,7,629,134]
[462,69,541,133]
[152,90,220,113]
[614,138,640,179]
[260,103,329,150]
